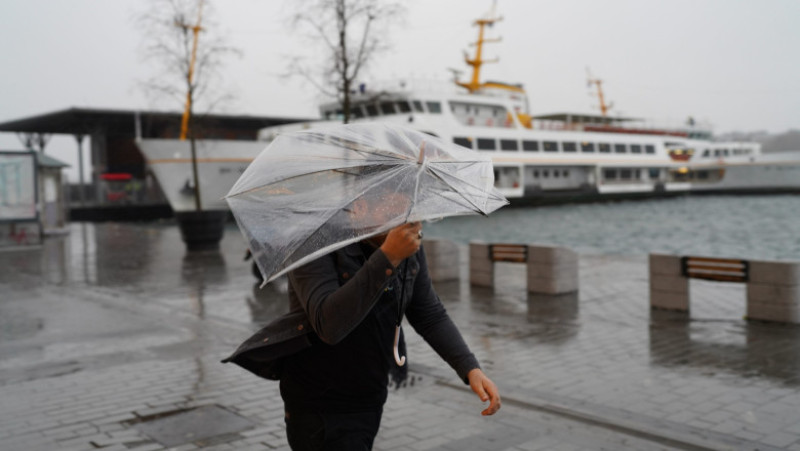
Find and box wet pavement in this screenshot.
[1,221,800,450]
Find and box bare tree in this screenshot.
[136,0,240,210]
[288,0,404,123]
[137,0,239,123]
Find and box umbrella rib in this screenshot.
[426,164,501,214]
[227,161,402,198]
[427,169,485,214]
[271,165,411,276]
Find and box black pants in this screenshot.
[284,408,383,451]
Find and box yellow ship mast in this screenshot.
[456,3,504,93]
[455,3,532,128]
[586,68,613,117]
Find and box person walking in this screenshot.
[279,216,500,450]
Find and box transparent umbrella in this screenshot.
[225,123,508,363]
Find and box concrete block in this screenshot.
[428,266,459,283]
[469,242,491,260]
[650,274,689,294]
[469,257,494,273]
[746,283,800,306]
[528,275,578,294]
[423,239,460,261]
[746,302,800,324]
[527,245,578,266]
[748,261,800,286]
[427,253,460,268]
[423,240,461,282]
[526,262,578,280]
[470,271,494,288]
[649,254,684,276]
[650,289,689,312]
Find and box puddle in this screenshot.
[128,405,255,447]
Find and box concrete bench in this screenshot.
[470,241,578,295]
[649,254,800,324]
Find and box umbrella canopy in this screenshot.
[226,122,508,284]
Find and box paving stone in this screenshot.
[2,224,800,450]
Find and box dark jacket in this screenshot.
[222,243,479,383]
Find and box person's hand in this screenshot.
[467,368,501,416]
[380,222,422,267]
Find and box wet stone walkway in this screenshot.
[1,222,799,450]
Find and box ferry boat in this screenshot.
[137,6,800,212]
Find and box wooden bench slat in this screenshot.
[684,256,746,265]
[686,263,746,272]
[685,273,749,283]
[489,244,528,263]
[681,256,749,282]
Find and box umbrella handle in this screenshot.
[393,325,406,366]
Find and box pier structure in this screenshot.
[2,223,800,450]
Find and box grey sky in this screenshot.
[1,0,798,182]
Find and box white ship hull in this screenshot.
[136,127,800,214]
[136,138,264,212]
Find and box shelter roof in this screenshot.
[0,107,310,137]
[36,153,69,168]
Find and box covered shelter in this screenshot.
[0,108,307,220]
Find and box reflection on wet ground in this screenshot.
[650,309,800,386]
[2,221,800,449]
[246,277,290,325]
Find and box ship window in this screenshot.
[631,144,642,154]
[604,169,617,180]
[698,170,709,180]
[620,169,633,179]
[522,140,539,151]
[500,139,519,151]
[477,138,496,150]
[714,149,721,156]
[553,170,560,178]
[564,170,570,177]
[543,169,549,177]
[723,149,729,156]
[645,145,655,154]
[533,170,539,178]
[543,141,558,152]
[598,143,611,153]
[702,149,710,157]
[563,142,577,152]
[397,101,411,113]
[380,102,396,115]
[649,168,660,179]
[365,104,379,116]
[453,137,473,149]
[412,100,424,112]
[426,101,442,114]
[634,169,641,179]
[580,142,595,153]
[614,144,627,153]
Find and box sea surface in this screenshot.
[424,194,800,261]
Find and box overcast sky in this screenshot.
[1,0,799,181]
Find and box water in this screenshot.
[424,194,800,261]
